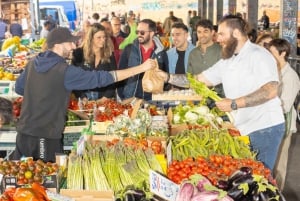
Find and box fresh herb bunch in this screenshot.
[187,73,221,104]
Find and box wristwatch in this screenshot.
[231,99,238,110]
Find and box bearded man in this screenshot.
[158,15,285,171]
[118,19,169,101]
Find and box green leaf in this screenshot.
[238,183,250,195]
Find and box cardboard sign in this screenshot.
[149,170,179,201]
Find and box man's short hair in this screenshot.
[92,13,100,20]
[43,20,51,26]
[219,15,249,36]
[268,38,291,61]
[100,18,109,23]
[171,22,188,32]
[196,19,214,31]
[139,19,157,33]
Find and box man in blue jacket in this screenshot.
[12,27,156,162]
[167,22,194,77]
[118,19,169,101]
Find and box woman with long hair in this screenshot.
[72,23,117,101]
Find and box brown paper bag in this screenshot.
[142,60,165,93]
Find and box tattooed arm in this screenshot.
[215,81,279,112]
[243,81,279,107]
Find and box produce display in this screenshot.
[12,97,23,118]
[187,73,234,122]
[167,155,273,185]
[174,167,283,201]
[171,103,224,129]
[0,158,59,185]
[0,67,17,81]
[175,174,232,201]
[66,139,163,200]
[169,128,255,161]
[0,43,286,200]
[217,167,282,201]
[106,109,169,138]
[27,38,46,52]
[68,98,133,122]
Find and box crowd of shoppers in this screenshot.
[2,8,298,193]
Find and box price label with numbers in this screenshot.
[149,170,179,201]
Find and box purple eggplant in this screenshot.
[125,189,146,200]
[228,167,252,185]
[175,181,195,201]
[227,186,245,200]
[232,175,255,188]
[258,188,279,201]
[239,167,253,175]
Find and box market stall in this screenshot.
[0,38,286,201]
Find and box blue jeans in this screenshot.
[249,123,285,171]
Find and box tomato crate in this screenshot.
[0,174,58,193]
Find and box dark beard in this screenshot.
[222,36,238,59]
[138,35,151,45]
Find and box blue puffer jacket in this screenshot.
[120,36,169,100]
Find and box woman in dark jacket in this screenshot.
[72,23,117,100]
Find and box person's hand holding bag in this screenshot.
[142,59,165,93]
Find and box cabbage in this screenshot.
[173,113,182,124]
[184,111,198,124]
[191,105,210,115]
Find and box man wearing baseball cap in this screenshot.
[12,27,156,162]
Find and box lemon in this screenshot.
[5,73,14,81]
[25,170,33,179]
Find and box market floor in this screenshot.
[282,131,300,200]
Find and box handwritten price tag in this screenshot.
[76,135,85,155]
[149,170,179,201]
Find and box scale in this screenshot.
[0,81,21,99]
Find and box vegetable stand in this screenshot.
[0,90,286,201]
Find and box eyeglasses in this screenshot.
[135,30,151,35]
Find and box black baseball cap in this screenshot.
[46,27,80,48]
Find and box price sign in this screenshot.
[76,135,85,155]
[149,170,179,201]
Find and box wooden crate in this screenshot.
[59,189,114,201]
[0,0,31,33]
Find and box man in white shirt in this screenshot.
[159,15,285,171]
[198,15,285,171]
